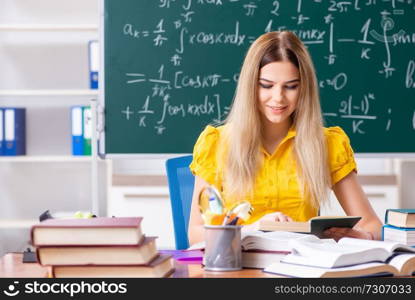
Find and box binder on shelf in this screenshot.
[88,40,99,89]
[71,106,84,156]
[83,106,92,156]
[4,108,26,156]
[0,108,4,156]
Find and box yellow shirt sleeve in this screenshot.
[189,125,219,186]
[326,126,357,186]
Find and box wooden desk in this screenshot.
[0,253,279,278]
[0,253,50,278]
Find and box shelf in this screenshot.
[0,219,38,228]
[0,89,99,97]
[0,24,98,31]
[0,156,95,163]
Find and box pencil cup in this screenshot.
[203,225,242,271]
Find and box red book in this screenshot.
[31,217,143,246]
[37,237,158,266]
[51,254,175,278]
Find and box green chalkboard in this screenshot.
[103,0,415,154]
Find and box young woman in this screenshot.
[188,31,382,245]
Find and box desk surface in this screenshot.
[0,253,279,278]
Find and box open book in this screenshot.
[259,216,361,238]
[188,231,309,269]
[264,254,415,277]
[187,231,308,252]
[280,235,415,268]
[240,231,309,252]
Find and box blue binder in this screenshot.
[71,106,84,155]
[88,40,99,89]
[4,108,26,156]
[0,108,4,156]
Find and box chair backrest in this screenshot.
[165,155,194,249]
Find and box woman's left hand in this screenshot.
[323,227,374,241]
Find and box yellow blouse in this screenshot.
[189,125,357,223]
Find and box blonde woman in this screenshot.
[188,31,382,245]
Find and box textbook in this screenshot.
[280,235,415,268]
[187,231,309,268]
[383,224,415,246]
[240,231,308,252]
[37,237,158,266]
[385,209,415,228]
[31,217,144,246]
[240,231,307,268]
[187,231,308,252]
[258,216,361,237]
[264,254,415,278]
[52,254,175,278]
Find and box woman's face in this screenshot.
[257,61,300,127]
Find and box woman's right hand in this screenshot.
[261,211,294,223]
[242,211,293,233]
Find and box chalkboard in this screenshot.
[103,0,415,154]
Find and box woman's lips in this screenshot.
[267,105,288,114]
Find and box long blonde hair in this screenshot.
[219,31,331,209]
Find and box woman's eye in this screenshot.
[285,84,299,90]
[259,83,273,89]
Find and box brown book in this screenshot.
[37,237,158,266]
[385,209,415,228]
[51,254,175,278]
[259,216,361,238]
[31,217,143,246]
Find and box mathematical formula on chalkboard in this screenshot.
[103,0,415,154]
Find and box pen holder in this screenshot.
[203,225,242,271]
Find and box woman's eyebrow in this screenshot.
[259,78,300,84]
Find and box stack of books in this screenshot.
[383,209,415,247]
[31,217,174,278]
[0,107,26,156]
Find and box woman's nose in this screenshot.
[271,86,284,102]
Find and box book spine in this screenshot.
[383,224,415,231]
[4,108,26,156]
[0,108,3,156]
[35,247,43,265]
[88,40,99,89]
[50,265,56,278]
[71,106,84,155]
[384,209,391,225]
